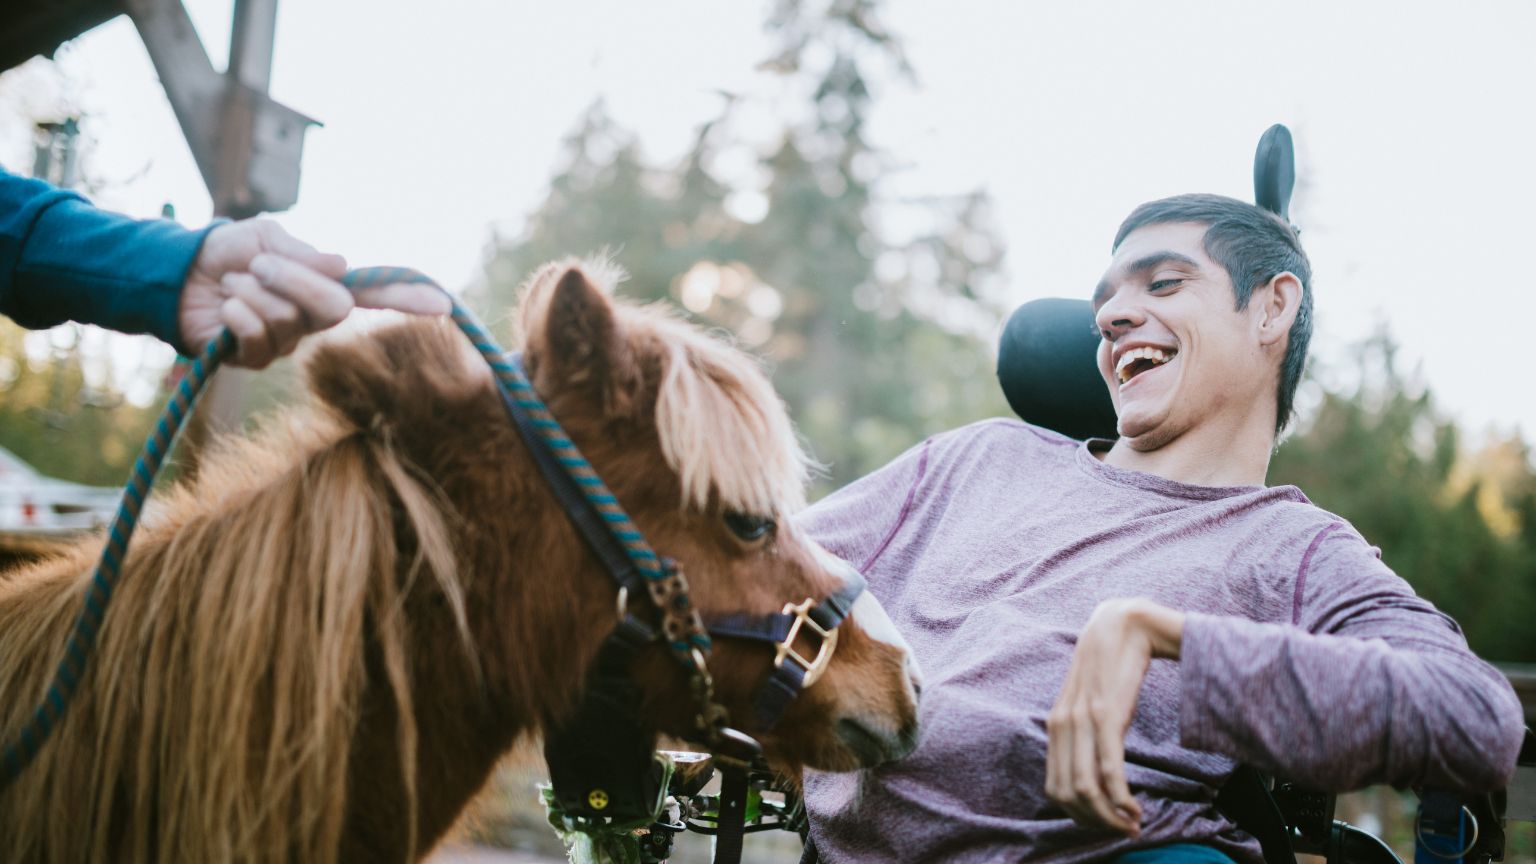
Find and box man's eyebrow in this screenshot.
[1092,251,1202,307]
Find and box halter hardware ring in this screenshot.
[774,597,840,688]
[615,586,629,622]
[1414,805,1479,860]
[689,647,712,683]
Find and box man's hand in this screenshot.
[177,219,451,368]
[1046,598,1185,837]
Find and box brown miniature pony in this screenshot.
[0,260,921,863]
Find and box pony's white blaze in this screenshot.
[808,541,919,681]
[851,591,910,654]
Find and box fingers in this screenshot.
[185,217,451,368]
[222,273,305,362]
[352,282,453,316]
[1053,696,1135,835]
[1096,705,1142,829]
[217,254,354,369]
[1046,697,1073,812]
[249,253,355,331]
[220,296,277,369]
[255,220,348,280]
[1074,700,1136,835]
[1047,654,1142,837]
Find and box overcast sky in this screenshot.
[2,1,1532,444]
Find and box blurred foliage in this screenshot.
[0,320,163,487]
[472,0,1012,490]
[467,0,1536,660]
[1272,330,1536,661]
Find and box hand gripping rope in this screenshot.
[0,267,711,792]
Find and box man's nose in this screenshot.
[1093,290,1144,339]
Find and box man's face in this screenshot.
[1091,222,1271,451]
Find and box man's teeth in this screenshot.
[1115,346,1175,383]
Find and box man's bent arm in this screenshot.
[1,169,210,345]
[1178,525,1524,792]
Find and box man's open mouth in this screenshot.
[1115,346,1177,385]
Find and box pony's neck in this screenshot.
[339,404,622,858]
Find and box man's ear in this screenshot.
[522,262,637,415]
[1256,272,1303,348]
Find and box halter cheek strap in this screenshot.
[496,353,648,600]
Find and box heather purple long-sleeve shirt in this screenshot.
[799,419,1524,863]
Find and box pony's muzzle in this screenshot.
[811,544,924,765]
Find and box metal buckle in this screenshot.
[773,597,839,688]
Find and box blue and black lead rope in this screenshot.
[0,325,233,790]
[0,266,705,792]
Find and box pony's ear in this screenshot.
[522,262,638,414]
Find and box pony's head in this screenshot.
[311,259,920,773]
[517,260,922,771]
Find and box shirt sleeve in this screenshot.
[1178,523,1525,792]
[795,437,933,573]
[1,168,211,348]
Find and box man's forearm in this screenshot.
[1179,612,1524,792]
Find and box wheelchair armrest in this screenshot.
[1216,768,1403,864]
[1215,765,1298,864]
[1506,726,1536,822]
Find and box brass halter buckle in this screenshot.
[774,597,840,688]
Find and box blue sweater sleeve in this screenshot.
[1,169,212,348]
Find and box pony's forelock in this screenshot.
[646,313,812,517]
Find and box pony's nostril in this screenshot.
[836,718,889,766]
[837,717,919,766]
[896,718,922,756]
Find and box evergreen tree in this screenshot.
[473,0,1012,489]
[1272,332,1536,661]
[0,322,163,487]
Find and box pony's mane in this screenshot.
[0,259,811,862]
[0,386,464,862]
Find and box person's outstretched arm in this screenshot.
[1,169,206,345]
[1,169,447,367]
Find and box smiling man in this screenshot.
[797,194,1525,863]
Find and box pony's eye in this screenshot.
[724,512,775,542]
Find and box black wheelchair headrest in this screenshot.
[996,298,1117,441]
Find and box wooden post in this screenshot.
[125,0,319,471]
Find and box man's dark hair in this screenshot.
[1112,193,1313,434]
